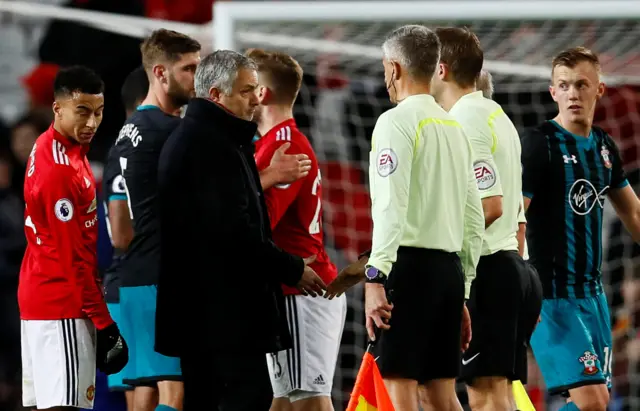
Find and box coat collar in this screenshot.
[185,98,257,146]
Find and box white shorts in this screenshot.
[267,294,346,401]
[21,319,97,409]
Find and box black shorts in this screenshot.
[460,251,543,384]
[375,247,465,382]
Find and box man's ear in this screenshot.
[549,85,558,103]
[52,101,62,118]
[258,86,271,105]
[596,81,606,101]
[209,87,222,103]
[152,64,167,85]
[437,62,449,81]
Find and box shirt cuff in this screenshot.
[616,179,630,189]
[367,256,392,278]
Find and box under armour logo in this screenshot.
[563,154,577,164]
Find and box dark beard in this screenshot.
[167,80,190,109]
[167,89,190,109]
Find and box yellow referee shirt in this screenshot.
[368,94,484,298]
[449,91,522,256]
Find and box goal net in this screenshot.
[213,1,640,409]
[1,0,640,409]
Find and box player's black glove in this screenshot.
[96,323,129,375]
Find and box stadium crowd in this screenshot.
[2,2,640,411]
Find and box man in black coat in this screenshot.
[156,50,327,411]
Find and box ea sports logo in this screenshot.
[474,161,496,190]
[376,148,398,177]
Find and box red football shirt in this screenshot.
[255,119,337,295]
[18,125,113,330]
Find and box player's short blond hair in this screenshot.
[476,69,494,99]
[551,47,601,78]
[245,48,303,106]
[140,29,201,72]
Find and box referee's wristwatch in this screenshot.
[365,265,387,284]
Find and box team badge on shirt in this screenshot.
[600,145,612,169]
[377,148,398,177]
[579,351,599,375]
[54,198,74,222]
[87,197,97,213]
[474,161,497,190]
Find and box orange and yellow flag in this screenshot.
[346,352,395,411]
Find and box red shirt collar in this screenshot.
[49,123,90,156]
[263,118,297,139]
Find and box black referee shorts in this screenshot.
[375,247,465,382]
[460,250,543,385]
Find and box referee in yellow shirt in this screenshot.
[361,25,485,411]
[431,27,542,411]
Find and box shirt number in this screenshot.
[309,171,322,235]
[119,157,134,220]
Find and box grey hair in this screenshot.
[477,69,494,99]
[194,50,257,97]
[382,25,441,80]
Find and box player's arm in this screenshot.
[208,145,305,286]
[40,168,113,330]
[367,114,413,277]
[255,140,305,229]
[521,128,549,212]
[106,174,133,250]
[259,142,311,191]
[459,141,485,299]
[517,199,527,257]
[461,118,503,228]
[606,138,640,242]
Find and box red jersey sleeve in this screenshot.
[40,168,113,330]
[255,139,305,229]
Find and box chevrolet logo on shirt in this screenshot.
[87,197,97,213]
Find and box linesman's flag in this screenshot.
[346,351,395,411]
[513,380,536,411]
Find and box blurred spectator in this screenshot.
[0,150,25,411]
[20,63,59,120]
[9,111,50,199]
[145,0,215,24]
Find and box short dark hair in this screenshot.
[53,66,104,99]
[121,66,149,112]
[245,49,303,105]
[435,27,484,88]
[141,29,201,71]
[552,47,601,77]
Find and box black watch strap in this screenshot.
[366,272,387,284]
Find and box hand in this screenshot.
[296,255,327,297]
[365,283,393,341]
[96,323,129,375]
[270,142,312,184]
[461,303,472,352]
[325,256,368,299]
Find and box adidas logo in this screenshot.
[313,375,326,385]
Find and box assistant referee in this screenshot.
[363,25,484,411]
